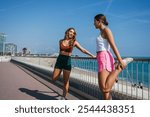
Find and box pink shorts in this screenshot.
[97,51,115,72]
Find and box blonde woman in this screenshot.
[52,27,95,100]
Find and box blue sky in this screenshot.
[0,0,150,57]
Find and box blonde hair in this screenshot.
[64,27,76,47]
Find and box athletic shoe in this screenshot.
[58,96,66,100]
[60,96,66,100]
[122,58,133,65]
[115,57,133,69]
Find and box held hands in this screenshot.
[119,60,126,70]
[115,59,126,70]
[119,58,134,70]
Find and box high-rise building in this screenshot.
[5,43,17,56]
[0,33,6,56]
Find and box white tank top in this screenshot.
[96,34,110,52]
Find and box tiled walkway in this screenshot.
[0,62,79,100]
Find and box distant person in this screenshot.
[52,27,95,100]
[94,14,133,100]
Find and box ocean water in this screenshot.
[72,58,150,87]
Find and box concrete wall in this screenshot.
[0,56,11,62]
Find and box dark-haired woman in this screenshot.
[52,27,95,100]
[94,14,133,100]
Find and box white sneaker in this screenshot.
[60,96,66,100]
[58,96,66,100]
[122,58,133,65]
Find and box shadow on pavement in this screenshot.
[19,88,60,100]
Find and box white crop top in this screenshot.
[96,34,110,52]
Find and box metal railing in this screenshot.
[11,56,150,100]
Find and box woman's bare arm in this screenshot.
[74,41,96,58]
[104,28,126,68]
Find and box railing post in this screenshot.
[148,63,150,99]
[142,62,144,99]
[136,62,138,99]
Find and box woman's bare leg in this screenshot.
[52,68,62,81]
[62,70,71,98]
[98,66,122,100]
[105,66,122,92]
[98,70,110,100]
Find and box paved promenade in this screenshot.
[0,62,79,100]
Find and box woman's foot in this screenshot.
[58,96,66,100]
[116,57,133,70]
[122,58,133,65]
